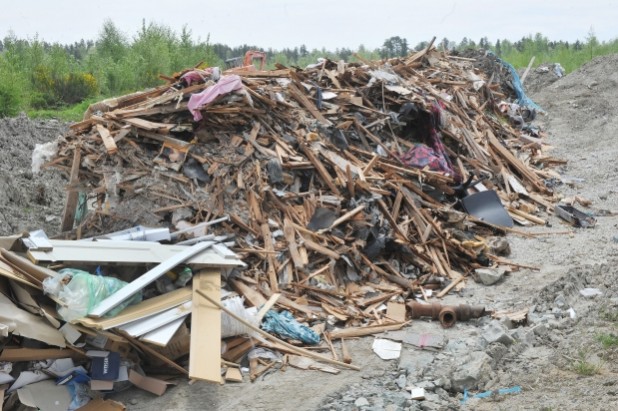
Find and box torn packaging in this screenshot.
[0,292,65,347]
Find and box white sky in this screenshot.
[2,0,617,50]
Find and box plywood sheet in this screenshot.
[189,269,221,383]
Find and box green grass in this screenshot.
[27,98,98,122]
[571,350,603,376]
[597,333,618,349]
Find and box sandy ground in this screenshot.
[1,54,617,411]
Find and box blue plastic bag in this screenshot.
[261,310,320,345]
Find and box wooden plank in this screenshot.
[327,322,406,339]
[283,218,304,269]
[96,124,118,154]
[225,367,243,382]
[288,83,332,126]
[118,301,192,337]
[255,293,282,323]
[261,223,279,292]
[300,143,341,196]
[231,279,267,307]
[124,117,176,133]
[0,348,86,362]
[89,242,215,318]
[74,287,191,330]
[0,249,56,283]
[29,239,242,267]
[486,130,547,193]
[140,317,186,347]
[189,269,222,383]
[60,148,81,232]
[302,238,340,260]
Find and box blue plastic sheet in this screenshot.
[494,54,545,113]
[261,310,320,345]
[462,385,522,404]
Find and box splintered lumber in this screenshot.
[327,322,407,339]
[340,339,352,364]
[60,147,81,232]
[96,124,118,154]
[189,269,222,383]
[89,242,214,318]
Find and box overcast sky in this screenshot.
[2,0,617,50]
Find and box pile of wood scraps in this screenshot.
[15,45,566,401]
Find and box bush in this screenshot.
[0,74,23,117]
[31,65,98,108]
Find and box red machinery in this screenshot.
[225,50,267,71]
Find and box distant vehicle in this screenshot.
[225,50,267,71]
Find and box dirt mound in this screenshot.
[0,114,68,235]
[517,62,564,94]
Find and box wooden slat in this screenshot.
[74,287,191,330]
[189,269,222,383]
[96,124,118,154]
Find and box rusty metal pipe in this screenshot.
[407,301,487,328]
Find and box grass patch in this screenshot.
[599,306,618,323]
[571,350,603,376]
[27,98,99,122]
[597,333,618,349]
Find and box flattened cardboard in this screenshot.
[8,371,49,393]
[17,380,71,411]
[128,369,170,396]
[90,379,114,391]
[0,292,65,347]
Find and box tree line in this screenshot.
[0,20,615,118]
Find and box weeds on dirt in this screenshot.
[571,350,603,376]
[597,333,618,348]
[599,306,618,323]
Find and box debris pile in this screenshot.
[0,44,564,409]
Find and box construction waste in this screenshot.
[0,42,564,409]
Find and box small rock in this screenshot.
[554,294,567,309]
[451,351,492,392]
[396,374,407,389]
[486,236,511,256]
[130,399,139,405]
[355,397,369,407]
[398,350,434,377]
[384,405,399,411]
[482,320,515,346]
[532,324,549,338]
[475,267,505,286]
[420,402,442,411]
[341,395,355,403]
[510,328,536,346]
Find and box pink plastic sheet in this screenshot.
[187,75,243,121]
